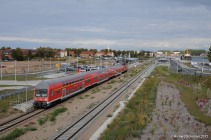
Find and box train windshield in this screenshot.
[35,89,48,97]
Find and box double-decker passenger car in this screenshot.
[34,64,128,108]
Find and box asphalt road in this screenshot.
[170,59,211,76]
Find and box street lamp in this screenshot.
[25,70,28,102]
[50,57,52,69]
[100,57,102,67]
[28,58,29,73]
[58,58,60,71]
[177,62,178,73]
[15,60,16,85]
[77,56,78,68]
[90,56,92,66]
[41,59,43,79]
[202,58,204,76]
[69,56,71,65]
[0,61,2,80]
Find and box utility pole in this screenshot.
[177,62,178,73]
[77,56,78,68]
[15,60,16,85]
[50,57,52,69]
[0,61,2,80]
[58,58,60,72]
[25,70,28,102]
[41,59,43,79]
[28,58,29,73]
[90,56,92,66]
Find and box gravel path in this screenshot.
[141,81,209,140]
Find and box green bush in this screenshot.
[37,107,67,125]
[38,116,49,125]
[0,127,37,140]
[102,85,112,90]
[50,107,67,122]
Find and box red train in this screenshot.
[33,64,128,108]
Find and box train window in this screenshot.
[50,91,53,96]
[35,89,47,97]
[42,92,47,97]
[57,90,60,94]
[35,92,41,97]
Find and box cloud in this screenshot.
[0,0,211,51]
[0,37,51,43]
[0,35,210,51]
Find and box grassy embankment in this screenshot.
[100,66,211,139]
[161,68,211,125]
[153,66,211,125]
[100,71,158,139]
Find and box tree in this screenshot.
[35,47,45,58]
[0,46,11,50]
[26,50,32,59]
[89,49,97,53]
[35,47,55,58]
[208,46,211,62]
[12,48,24,61]
[189,49,206,56]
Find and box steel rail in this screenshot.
[0,109,45,133]
[52,64,153,140]
[0,63,150,135]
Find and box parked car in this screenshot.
[66,67,75,71]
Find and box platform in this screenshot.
[12,100,34,113]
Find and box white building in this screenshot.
[172,52,180,56]
[156,52,164,57]
[60,50,67,58]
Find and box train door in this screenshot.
[62,88,66,97]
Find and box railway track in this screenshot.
[52,64,154,140]
[0,109,45,133]
[0,62,151,135]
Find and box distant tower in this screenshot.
[128,52,131,58]
[107,41,110,52]
[182,49,191,60]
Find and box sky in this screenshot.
[0,0,211,51]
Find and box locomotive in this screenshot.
[33,64,128,108]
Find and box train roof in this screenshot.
[35,64,125,90]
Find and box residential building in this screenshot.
[0,49,13,61]
[105,52,114,57]
[80,51,94,58]
[95,51,114,57]
[69,51,75,57]
[95,52,105,57]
